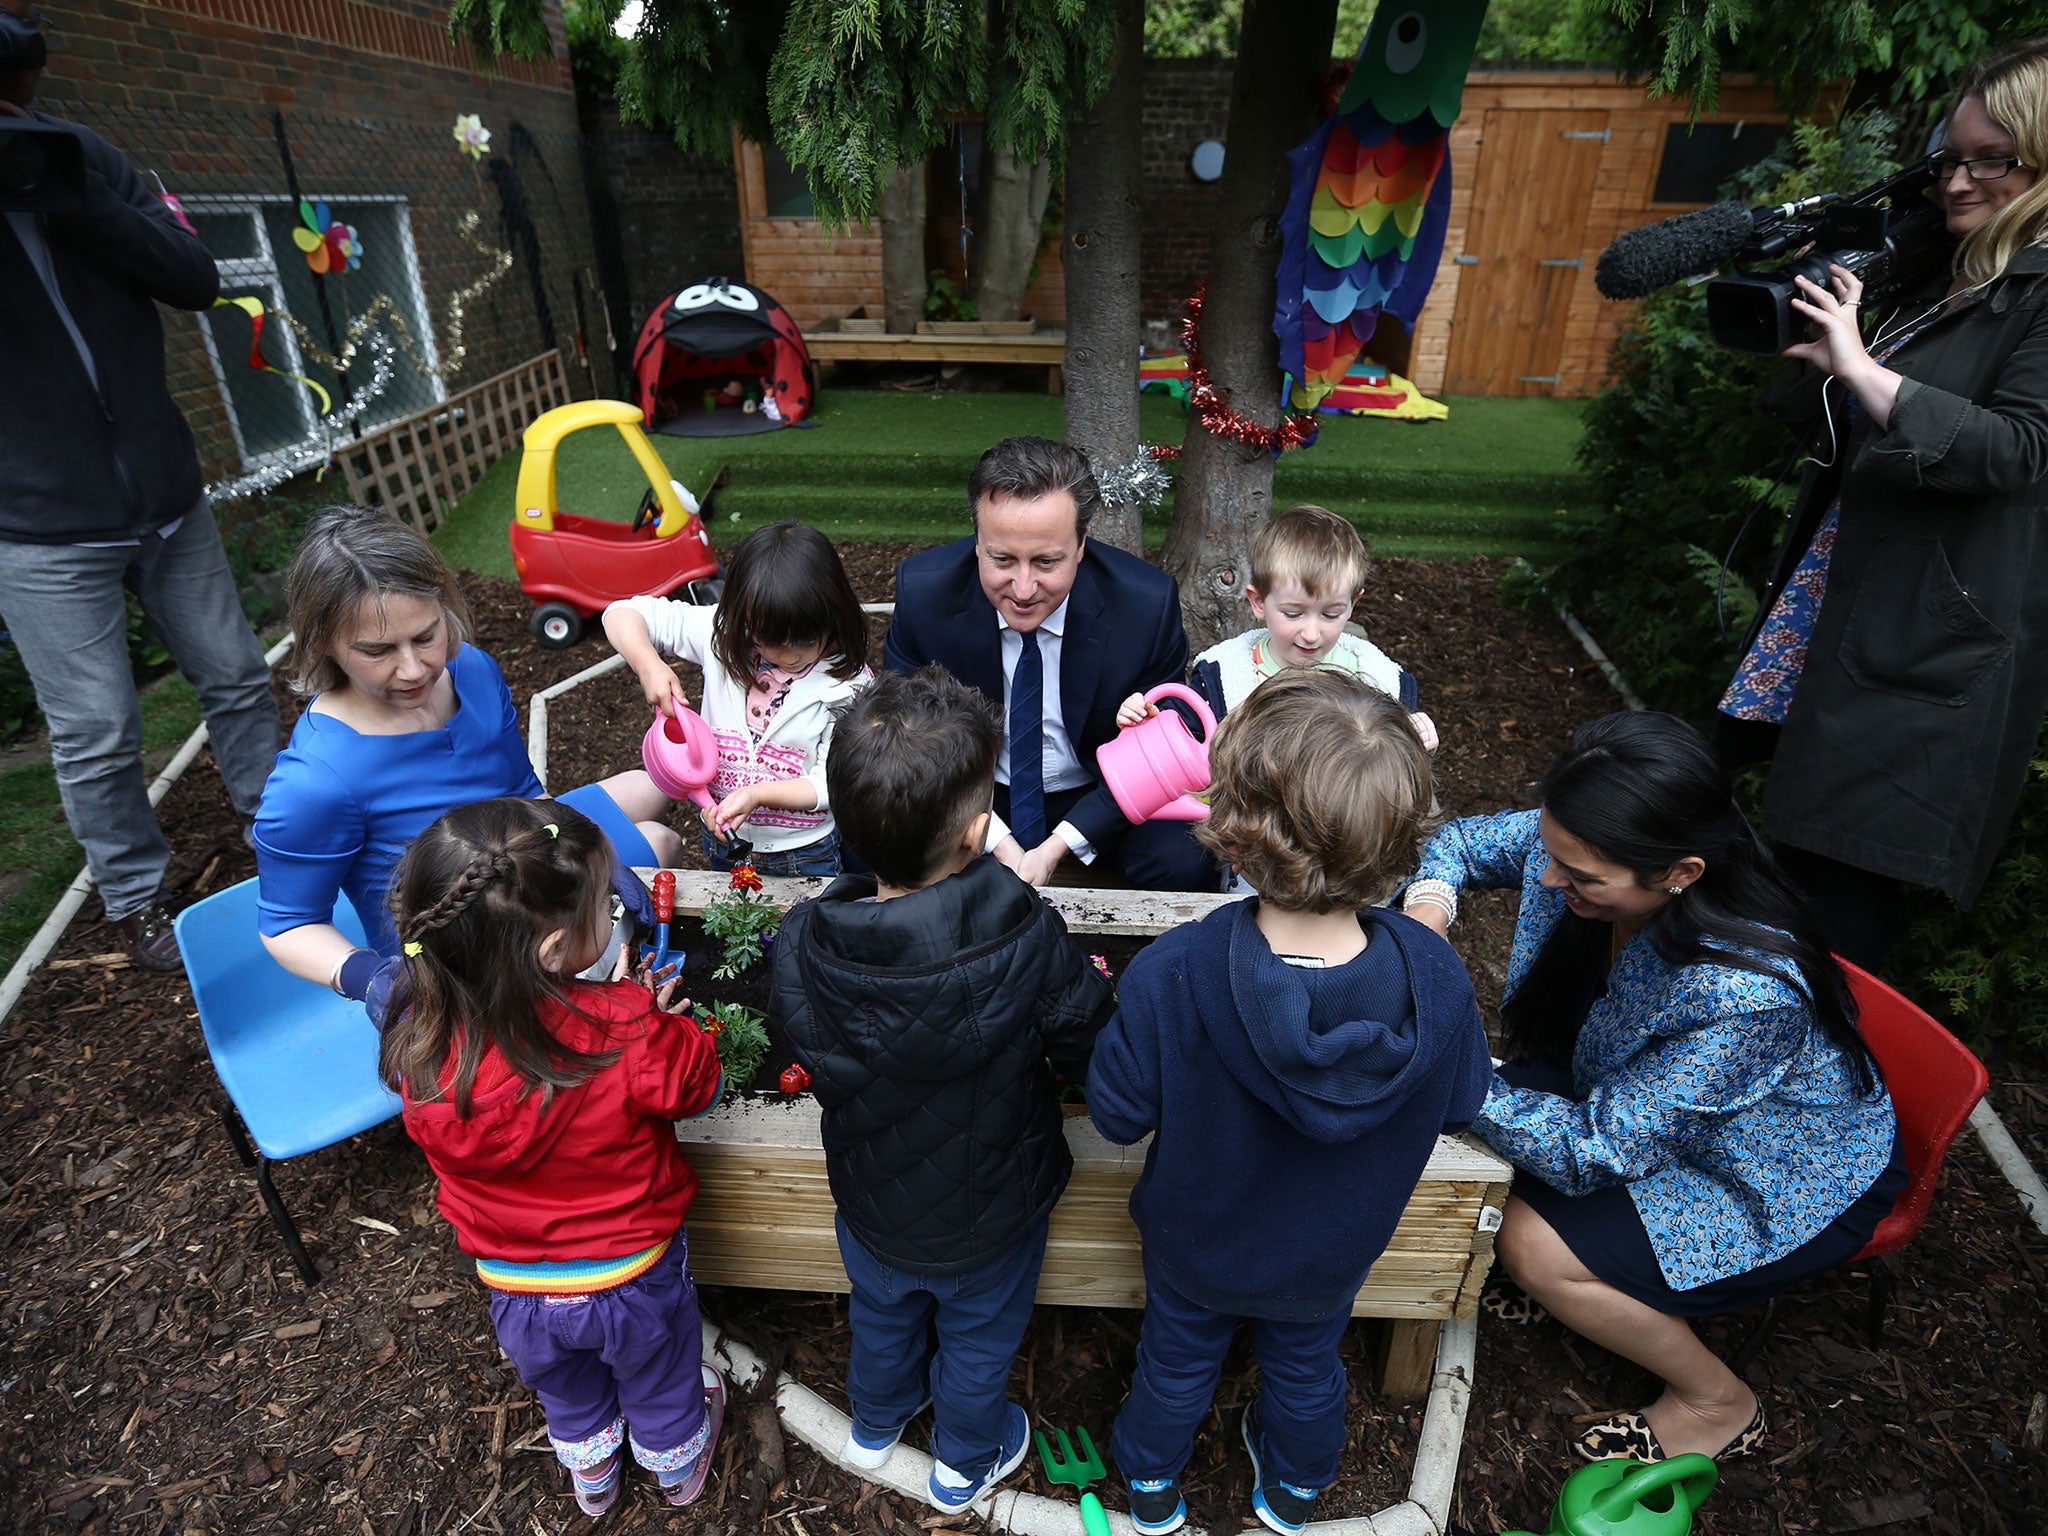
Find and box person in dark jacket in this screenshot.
[882,435,1211,891]
[1719,37,2048,964]
[0,3,277,970]
[1087,672,1491,1536]
[770,667,1114,1515]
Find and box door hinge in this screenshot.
[1537,257,1584,268]
[1518,374,1563,384]
[1453,254,1480,265]
[1562,128,1611,142]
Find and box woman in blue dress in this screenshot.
[1401,712,1901,1464]
[254,506,683,1006]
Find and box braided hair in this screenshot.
[379,798,621,1116]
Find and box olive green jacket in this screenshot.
[1764,243,2048,905]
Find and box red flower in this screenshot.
[730,863,764,894]
[702,1015,725,1038]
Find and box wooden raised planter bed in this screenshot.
[651,872,1511,1395]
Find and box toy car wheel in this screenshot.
[530,603,582,649]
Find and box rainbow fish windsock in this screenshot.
[1274,1,1488,411]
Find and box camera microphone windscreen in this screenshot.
[1595,201,1759,300]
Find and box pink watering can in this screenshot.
[1099,683,1215,823]
[640,704,719,810]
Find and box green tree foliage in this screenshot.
[1145,0,1616,63]
[465,0,1113,227]
[1578,1,2048,113]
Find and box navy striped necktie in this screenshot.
[1010,628,1047,847]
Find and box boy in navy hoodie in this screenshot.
[1087,670,1491,1536]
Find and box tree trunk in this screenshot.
[879,158,929,333]
[970,142,1053,323]
[1061,0,1146,554]
[1161,0,1338,653]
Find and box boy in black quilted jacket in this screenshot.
[770,666,1114,1513]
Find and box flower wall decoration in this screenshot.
[453,114,491,159]
[290,199,361,275]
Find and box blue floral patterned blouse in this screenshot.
[1413,810,1897,1290]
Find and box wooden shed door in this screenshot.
[1444,110,1609,395]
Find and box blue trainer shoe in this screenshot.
[1127,1476,1187,1535]
[841,1392,934,1471]
[1241,1399,1320,1536]
[927,1402,1030,1513]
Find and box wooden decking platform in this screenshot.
[800,329,1066,392]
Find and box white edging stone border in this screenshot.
[701,1314,1477,1536]
[0,633,296,1032]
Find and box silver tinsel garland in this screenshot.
[1094,448,1172,511]
[205,335,397,506]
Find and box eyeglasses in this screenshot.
[1927,153,2029,183]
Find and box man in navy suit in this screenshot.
[884,436,1212,891]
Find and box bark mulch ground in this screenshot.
[2,555,2042,1536]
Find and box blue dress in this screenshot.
[254,644,654,954]
[1413,810,1901,1302]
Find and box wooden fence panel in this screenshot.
[338,351,570,533]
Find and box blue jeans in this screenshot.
[1111,1249,1351,1489]
[835,1212,1046,1479]
[0,503,276,919]
[700,826,841,877]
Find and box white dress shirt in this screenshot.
[986,599,1097,862]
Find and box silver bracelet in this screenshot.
[328,950,359,997]
[1402,878,1458,923]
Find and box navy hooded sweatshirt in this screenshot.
[1087,899,1492,1320]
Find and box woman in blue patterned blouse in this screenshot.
[1402,712,1902,1465]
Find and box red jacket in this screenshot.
[402,981,723,1262]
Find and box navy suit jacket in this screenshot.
[884,536,1189,848]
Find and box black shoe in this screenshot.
[116,895,181,972]
[1242,1399,1319,1536]
[1127,1477,1187,1535]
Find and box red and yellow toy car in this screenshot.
[509,401,720,648]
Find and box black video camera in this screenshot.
[1705,164,1949,354]
[0,117,86,212]
[1596,163,1952,354]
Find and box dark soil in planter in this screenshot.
[3,559,2041,1536]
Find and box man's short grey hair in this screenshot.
[967,436,1101,538]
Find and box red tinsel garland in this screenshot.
[1151,282,1318,461]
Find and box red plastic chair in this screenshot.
[1734,959,1988,1363]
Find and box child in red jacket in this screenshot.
[383,797,725,1517]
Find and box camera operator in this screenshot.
[1,0,277,971]
[1720,36,2048,967]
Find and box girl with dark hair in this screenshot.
[384,798,726,1516]
[1402,712,1903,1465]
[603,521,872,876]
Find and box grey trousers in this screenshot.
[0,502,278,920]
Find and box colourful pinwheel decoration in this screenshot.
[453,114,491,159]
[291,199,362,276]
[1273,1,1488,411]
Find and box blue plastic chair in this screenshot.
[176,877,402,1283]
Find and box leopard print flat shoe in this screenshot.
[1478,1275,1550,1326]
[1571,1400,1769,1464]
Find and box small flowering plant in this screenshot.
[702,861,780,980]
[700,1000,770,1094]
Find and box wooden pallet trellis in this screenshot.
[339,351,570,533]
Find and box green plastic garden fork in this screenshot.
[1033,1424,1111,1536]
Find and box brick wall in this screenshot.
[38,0,602,482]
[1138,58,1234,328]
[578,103,745,341]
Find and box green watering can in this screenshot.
[1501,1455,1718,1536]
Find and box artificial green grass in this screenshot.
[0,675,203,975]
[436,390,1593,580]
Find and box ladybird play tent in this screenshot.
[630,277,817,437]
